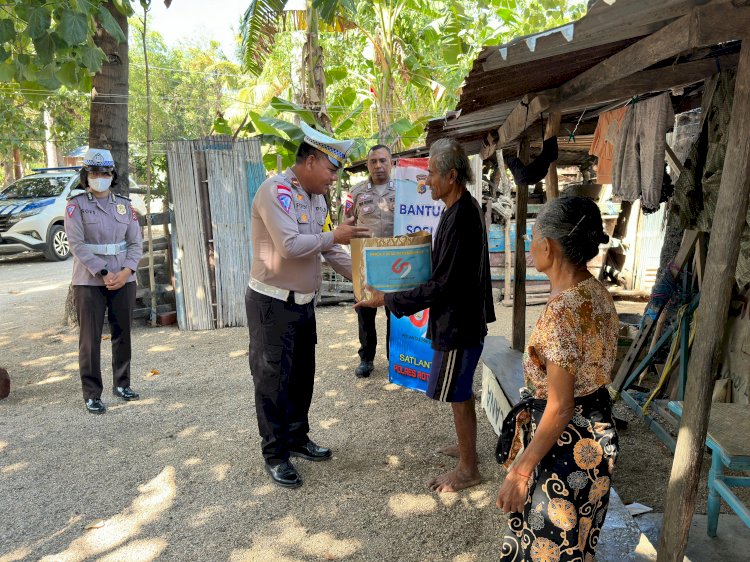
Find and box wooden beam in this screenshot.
[658,37,750,562]
[498,94,554,147]
[544,111,561,200]
[557,53,740,113]
[559,3,750,105]
[512,137,530,351]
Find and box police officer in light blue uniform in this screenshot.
[64,148,143,414]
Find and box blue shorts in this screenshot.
[426,343,484,402]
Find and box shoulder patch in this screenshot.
[66,203,77,218]
[116,194,132,201]
[276,184,293,214]
[131,207,138,221]
[67,192,85,200]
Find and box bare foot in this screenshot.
[436,444,480,463]
[427,468,482,493]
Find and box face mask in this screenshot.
[89,177,112,192]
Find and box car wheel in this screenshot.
[44,224,70,261]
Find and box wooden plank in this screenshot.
[557,53,740,113]
[497,94,553,147]
[658,39,750,562]
[610,230,699,392]
[512,137,530,351]
[559,3,750,105]
[544,111,561,200]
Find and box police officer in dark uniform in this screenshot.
[64,148,143,414]
[247,123,369,488]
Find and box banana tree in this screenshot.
[240,0,355,132]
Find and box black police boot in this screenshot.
[85,398,106,415]
[355,360,374,378]
[289,440,332,461]
[265,460,303,488]
[113,386,140,401]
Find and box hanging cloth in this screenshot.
[507,136,558,186]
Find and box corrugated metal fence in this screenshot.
[166,137,265,330]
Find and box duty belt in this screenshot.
[85,241,128,255]
[248,277,316,305]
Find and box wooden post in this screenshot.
[658,38,750,561]
[512,137,530,351]
[545,111,561,200]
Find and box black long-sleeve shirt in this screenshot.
[385,190,496,351]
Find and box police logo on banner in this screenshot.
[276,185,292,214]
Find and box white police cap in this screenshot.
[83,147,115,170]
[299,122,354,169]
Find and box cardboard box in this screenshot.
[351,231,432,301]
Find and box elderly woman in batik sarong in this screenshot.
[495,196,620,562]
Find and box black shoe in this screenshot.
[113,386,140,401]
[355,360,374,378]
[289,440,332,461]
[265,460,303,488]
[85,398,106,415]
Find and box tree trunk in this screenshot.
[290,30,306,127]
[142,4,158,327]
[89,1,129,195]
[43,108,58,168]
[4,160,14,187]
[12,148,22,179]
[304,4,331,132]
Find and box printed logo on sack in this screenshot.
[392,258,412,278]
[409,309,429,328]
[416,174,427,194]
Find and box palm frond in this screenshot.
[240,0,287,76]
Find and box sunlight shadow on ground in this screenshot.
[0,440,7,453]
[0,515,83,562]
[229,350,247,358]
[166,402,187,411]
[324,390,338,397]
[183,458,202,467]
[1,462,29,474]
[382,383,401,392]
[147,345,175,353]
[38,466,176,562]
[108,398,158,412]
[388,493,437,518]
[229,515,361,562]
[363,399,379,405]
[387,455,401,468]
[319,418,340,430]
[33,374,72,386]
[453,554,478,562]
[98,538,167,562]
[211,463,230,482]
[188,506,225,529]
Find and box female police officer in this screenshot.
[64,148,143,414]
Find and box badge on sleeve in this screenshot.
[276,185,293,214]
[344,193,353,215]
[116,203,126,215]
[131,207,138,221]
[66,203,77,218]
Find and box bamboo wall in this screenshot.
[166,137,265,330]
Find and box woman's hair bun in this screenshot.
[536,195,608,266]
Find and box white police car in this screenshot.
[0,167,144,261]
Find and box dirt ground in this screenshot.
[0,252,726,561]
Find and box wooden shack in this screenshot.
[427,1,750,559]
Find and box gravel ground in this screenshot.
[0,253,729,561]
